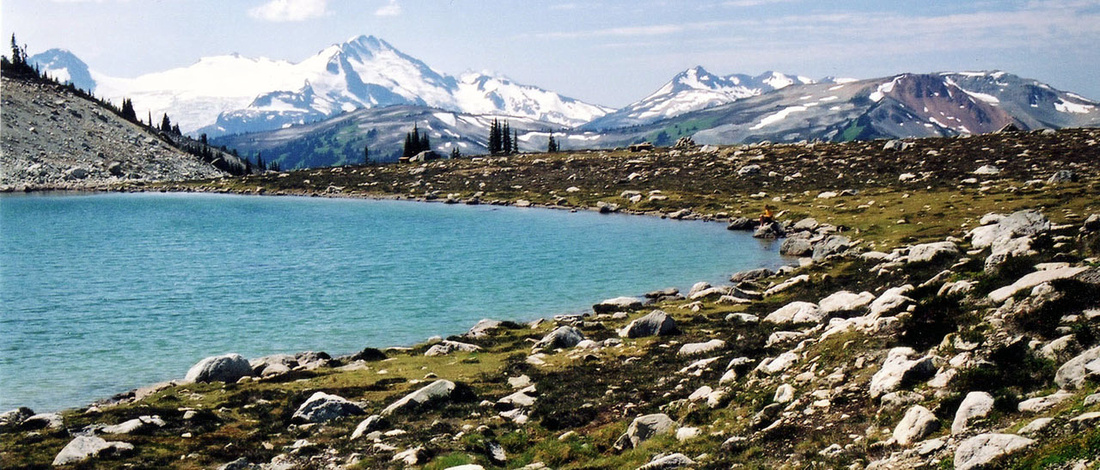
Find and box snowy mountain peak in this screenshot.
[53,35,610,136]
[582,66,811,130]
[758,71,814,90]
[28,49,95,92]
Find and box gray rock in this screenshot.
[1055,345,1100,389]
[497,389,538,410]
[185,353,253,383]
[907,241,959,264]
[466,319,503,338]
[988,266,1088,303]
[677,339,725,357]
[883,140,913,151]
[64,167,90,180]
[593,296,643,313]
[750,403,782,429]
[381,379,460,416]
[619,310,679,338]
[393,446,429,465]
[792,217,819,231]
[1047,170,1076,184]
[425,340,482,356]
[1017,417,1054,436]
[637,453,695,469]
[1020,390,1073,414]
[217,457,256,470]
[954,433,1033,470]
[753,221,784,239]
[687,281,712,298]
[21,412,63,430]
[764,301,823,324]
[52,435,134,466]
[100,415,166,434]
[737,164,761,176]
[730,267,773,283]
[780,237,814,256]
[819,291,875,314]
[869,348,937,398]
[773,384,795,404]
[250,354,298,376]
[294,351,331,369]
[292,392,364,423]
[613,413,676,451]
[893,405,939,445]
[350,415,386,439]
[812,235,850,261]
[869,285,914,317]
[726,312,760,324]
[973,165,1001,175]
[968,210,1050,250]
[952,391,994,435]
[727,217,757,231]
[1083,214,1100,232]
[534,326,585,350]
[644,288,680,299]
[0,407,34,433]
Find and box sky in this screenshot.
[2,0,1099,108]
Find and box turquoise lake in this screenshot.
[0,192,791,412]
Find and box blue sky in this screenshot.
[3,0,1099,107]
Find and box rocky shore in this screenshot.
[2,129,1099,469]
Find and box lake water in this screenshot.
[0,192,790,412]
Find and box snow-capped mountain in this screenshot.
[568,71,1099,148]
[27,49,96,92]
[43,35,611,136]
[582,66,813,130]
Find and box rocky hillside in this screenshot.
[1,129,1099,469]
[0,76,229,191]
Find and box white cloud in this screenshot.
[248,0,329,22]
[375,0,402,17]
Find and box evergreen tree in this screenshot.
[488,119,501,155]
[171,124,181,136]
[148,111,153,128]
[513,129,519,154]
[420,132,430,153]
[502,122,512,155]
[10,34,21,66]
[451,146,460,159]
[120,99,137,122]
[160,114,172,133]
[363,145,370,165]
[547,132,559,153]
[404,132,414,159]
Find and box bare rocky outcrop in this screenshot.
[1,77,228,190]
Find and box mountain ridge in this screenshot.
[32,35,613,137]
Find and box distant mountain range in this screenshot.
[581,65,817,131]
[29,36,612,136]
[29,35,1100,170]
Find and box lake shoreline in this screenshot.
[4,129,1099,469]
